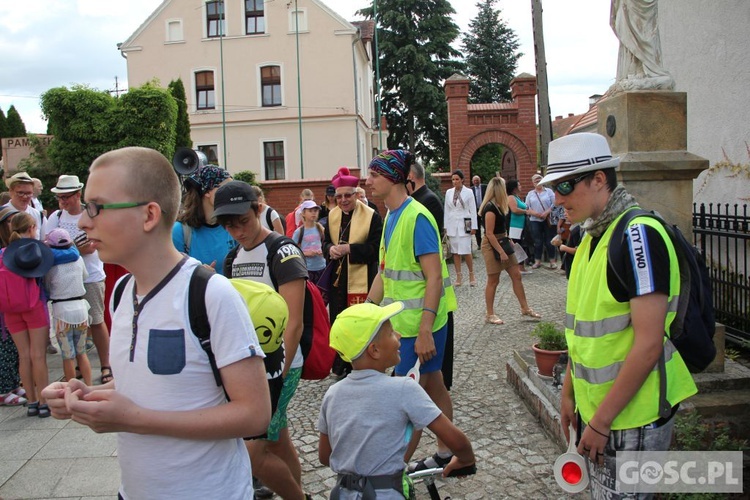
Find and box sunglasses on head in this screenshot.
[335,192,356,200]
[552,172,595,196]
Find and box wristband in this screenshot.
[423,307,438,316]
[588,423,609,438]
[364,297,379,305]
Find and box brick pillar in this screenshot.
[445,74,470,170]
[511,75,539,182]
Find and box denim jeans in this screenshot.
[583,417,676,500]
[529,220,556,262]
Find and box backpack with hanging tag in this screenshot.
[224,233,335,380]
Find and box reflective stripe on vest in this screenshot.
[566,210,697,429]
[380,199,457,338]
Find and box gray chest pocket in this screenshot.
[148,329,186,375]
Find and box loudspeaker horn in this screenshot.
[172,148,208,176]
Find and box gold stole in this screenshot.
[328,200,375,306]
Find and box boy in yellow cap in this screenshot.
[318,302,475,499]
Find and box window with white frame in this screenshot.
[195,71,215,110]
[264,141,285,180]
[245,0,265,34]
[206,0,226,38]
[289,8,307,32]
[261,65,282,107]
[167,19,183,42]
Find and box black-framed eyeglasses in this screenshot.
[84,201,149,218]
[334,192,356,200]
[55,193,78,201]
[552,172,595,196]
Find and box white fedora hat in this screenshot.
[540,133,620,185]
[50,175,84,194]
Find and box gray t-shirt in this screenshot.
[318,369,441,498]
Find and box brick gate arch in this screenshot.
[445,73,539,182]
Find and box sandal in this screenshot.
[13,387,26,398]
[454,274,462,287]
[547,263,558,270]
[486,314,504,325]
[75,366,83,380]
[27,401,39,417]
[100,366,114,385]
[531,262,542,269]
[521,308,542,319]
[469,273,477,287]
[1,392,27,406]
[38,404,50,418]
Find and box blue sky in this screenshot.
[0,0,617,134]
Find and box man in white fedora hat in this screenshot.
[541,133,697,499]
[44,174,112,385]
[4,172,45,239]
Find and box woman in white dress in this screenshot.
[444,170,478,286]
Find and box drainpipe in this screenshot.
[351,28,362,169]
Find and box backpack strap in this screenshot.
[265,207,274,231]
[188,265,223,388]
[112,274,133,312]
[296,226,305,246]
[223,244,241,279]
[182,224,192,254]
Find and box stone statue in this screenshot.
[610,0,674,92]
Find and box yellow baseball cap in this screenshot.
[329,302,404,362]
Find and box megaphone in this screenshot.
[173,147,208,176]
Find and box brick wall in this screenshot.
[445,74,539,184]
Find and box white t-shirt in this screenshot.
[44,210,106,283]
[109,258,263,499]
[3,202,43,239]
[260,205,281,231]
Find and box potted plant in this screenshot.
[531,321,568,377]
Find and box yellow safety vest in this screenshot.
[567,210,697,429]
[380,199,457,338]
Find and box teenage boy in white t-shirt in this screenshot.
[41,147,271,499]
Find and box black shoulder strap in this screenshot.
[265,207,273,230]
[296,226,305,245]
[606,208,651,291]
[112,274,133,311]
[188,265,222,388]
[223,243,241,279]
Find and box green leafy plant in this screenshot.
[531,321,567,351]
[232,170,257,186]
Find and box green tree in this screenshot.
[358,0,464,165]
[6,105,27,137]
[168,78,192,150]
[18,134,57,210]
[40,82,177,184]
[462,0,521,103]
[470,143,504,181]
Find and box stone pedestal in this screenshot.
[597,91,707,241]
[597,91,724,371]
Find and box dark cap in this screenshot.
[213,181,258,218]
[325,184,336,196]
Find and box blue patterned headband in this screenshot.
[368,150,413,184]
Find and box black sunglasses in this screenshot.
[552,172,595,196]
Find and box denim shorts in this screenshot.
[55,324,88,360]
[584,415,676,500]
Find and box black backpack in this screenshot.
[607,208,716,373]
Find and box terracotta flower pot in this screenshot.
[532,343,567,377]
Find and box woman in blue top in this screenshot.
[172,166,236,274]
[506,180,540,274]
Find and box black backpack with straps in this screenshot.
[607,208,716,373]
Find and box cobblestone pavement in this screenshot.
[291,256,570,499]
[0,256,571,499]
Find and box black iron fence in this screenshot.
[693,203,750,344]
